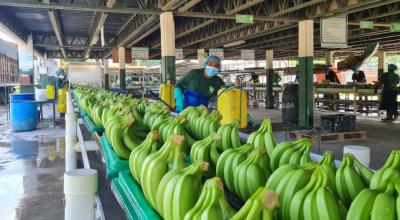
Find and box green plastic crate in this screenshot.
[100,135,129,180]
[83,115,104,133]
[111,171,161,220]
[78,106,88,117]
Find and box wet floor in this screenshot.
[0,136,65,220]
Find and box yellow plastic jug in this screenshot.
[217,88,247,128]
[58,88,66,113]
[46,85,55,100]
[159,81,175,108]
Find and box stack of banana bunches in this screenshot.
[74,85,400,220]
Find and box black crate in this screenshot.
[321,114,356,132]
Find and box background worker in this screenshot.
[352,70,367,83]
[174,55,225,112]
[325,68,341,84]
[375,64,399,121]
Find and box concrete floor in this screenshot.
[248,107,400,169]
[0,104,125,220]
[0,105,65,220]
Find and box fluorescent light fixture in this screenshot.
[224,40,245,48]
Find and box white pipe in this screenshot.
[65,115,77,172]
[66,92,74,114]
[65,91,77,172]
[64,169,98,220]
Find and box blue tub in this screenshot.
[10,93,37,132]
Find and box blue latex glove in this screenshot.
[174,87,185,112]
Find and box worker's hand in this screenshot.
[176,98,185,112]
[174,87,185,112]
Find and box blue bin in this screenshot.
[10,93,37,132]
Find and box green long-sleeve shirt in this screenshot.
[176,69,225,99]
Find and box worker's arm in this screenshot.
[175,70,194,112]
[175,70,194,89]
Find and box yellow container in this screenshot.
[218,88,247,128]
[58,88,66,113]
[46,85,55,100]
[159,81,175,108]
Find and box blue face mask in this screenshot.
[205,66,219,77]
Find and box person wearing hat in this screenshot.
[174,55,225,112]
[375,64,399,121]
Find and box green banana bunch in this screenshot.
[106,114,136,160]
[290,166,344,220]
[269,138,311,171]
[231,187,280,220]
[183,106,203,138]
[188,109,221,140]
[247,119,276,158]
[267,165,312,220]
[347,170,400,220]
[370,150,400,189]
[129,131,159,184]
[159,116,187,145]
[216,143,254,193]
[190,134,220,177]
[158,161,208,220]
[184,177,236,220]
[335,153,367,207]
[216,120,241,151]
[319,151,338,196]
[135,99,148,115]
[233,147,271,201]
[140,135,186,209]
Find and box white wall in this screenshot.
[68,63,102,87]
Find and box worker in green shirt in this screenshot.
[174,55,225,112]
[375,64,399,121]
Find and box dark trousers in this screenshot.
[380,90,398,117]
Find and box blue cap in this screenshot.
[202,55,221,68]
[388,64,398,72]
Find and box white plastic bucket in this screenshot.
[35,89,47,101]
[344,145,370,168]
[379,110,387,119]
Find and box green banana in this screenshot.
[281,168,312,220]
[289,168,320,220]
[129,131,159,184]
[335,156,352,207]
[344,154,367,200]
[234,147,271,201]
[231,187,279,220]
[265,164,297,190]
[370,183,396,220]
[140,135,184,209]
[221,124,233,150]
[110,124,131,160]
[163,162,208,220]
[346,189,379,220]
[230,121,241,148]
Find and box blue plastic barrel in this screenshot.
[10,93,38,131]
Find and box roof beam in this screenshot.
[43,0,66,59]
[225,0,265,15]
[0,0,298,22]
[83,0,117,59]
[178,0,201,12]
[127,23,160,48]
[162,0,185,11]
